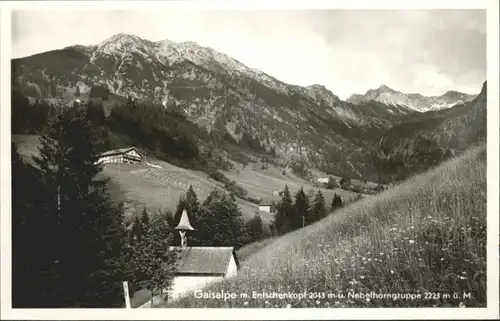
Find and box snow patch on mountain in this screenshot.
[347,84,476,112]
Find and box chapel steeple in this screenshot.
[175,209,195,248]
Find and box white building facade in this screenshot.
[137,247,240,308]
[317,177,330,184]
[167,247,239,301]
[97,147,143,164]
[258,203,276,214]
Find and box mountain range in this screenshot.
[11,33,486,182]
[347,84,476,112]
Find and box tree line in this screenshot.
[13,85,282,174]
[11,88,57,135]
[12,106,131,307]
[271,185,344,235]
[106,99,207,169]
[12,88,210,170]
[130,185,266,253]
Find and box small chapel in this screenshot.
[136,209,240,307]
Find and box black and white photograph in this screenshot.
[1,0,499,319]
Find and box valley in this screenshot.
[9,30,489,310]
[13,134,361,226]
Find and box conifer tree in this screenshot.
[174,196,187,224]
[164,210,176,229]
[129,215,179,305]
[30,107,128,307]
[12,142,30,306]
[140,206,150,226]
[246,213,264,243]
[12,142,62,307]
[131,207,150,244]
[185,185,200,220]
[273,185,294,234]
[131,215,143,243]
[293,187,309,229]
[331,193,343,212]
[310,190,327,223]
[340,177,351,190]
[174,186,199,225]
[195,189,248,249]
[86,100,106,125]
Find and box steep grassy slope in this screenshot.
[12,135,360,225]
[101,157,360,224]
[162,144,486,308]
[236,237,278,262]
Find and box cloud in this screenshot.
[11,9,486,99]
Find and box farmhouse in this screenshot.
[136,209,240,307]
[317,177,329,184]
[258,202,277,214]
[97,146,143,164]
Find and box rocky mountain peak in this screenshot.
[441,90,469,100]
[345,94,365,105]
[307,84,327,91]
[377,84,397,93]
[306,84,341,104]
[361,84,398,101]
[96,33,150,55]
[347,83,477,112]
[101,33,137,45]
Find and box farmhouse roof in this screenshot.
[99,146,143,157]
[169,246,239,276]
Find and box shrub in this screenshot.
[340,177,352,190]
[326,176,338,189]
[224,180,248,199]
[209,170,230,184]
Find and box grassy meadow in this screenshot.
[236,237,278,262]
[160,144,487,308]
[12,135,361,226]
[102,157,360,225]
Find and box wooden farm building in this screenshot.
[97,147,143,165]
[258,202,277,214]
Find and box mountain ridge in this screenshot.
[347,83,477,112]
[11,32,486,182]
[19,32,473,111]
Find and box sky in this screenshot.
[12,9,486,99]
